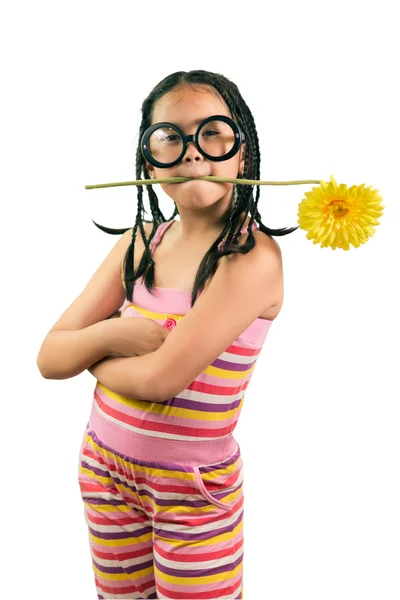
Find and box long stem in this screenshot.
[85,176,323,190]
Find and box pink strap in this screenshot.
[218,221,258,251]
[150,221,171,254]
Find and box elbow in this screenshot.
[146,381,168,403]
[152,377,181,403]
[36,362,56,380]
[37,355,50,379]
[36,357,66,380]
[37,344,53,379]
[141,356,182,403]
[37,353,56,379]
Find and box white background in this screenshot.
[2,1,399,598]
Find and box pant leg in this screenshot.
[79,426,245,599]
[78,427,157,599]
[148,447,245,599]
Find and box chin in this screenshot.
[178,178,218,194]
[177,185,224,207]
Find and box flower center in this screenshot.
[331,200,349,217]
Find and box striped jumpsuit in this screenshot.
[78,219,273,599]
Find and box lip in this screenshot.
[177,173,210,180]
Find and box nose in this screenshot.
[182,139,202,163]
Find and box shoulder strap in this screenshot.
[218,221,258,251]
[150,220,174,254]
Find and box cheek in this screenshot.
[154,168,174,179]
[152,170,179,192]
[213,159,240,178]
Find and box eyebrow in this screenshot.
[155,116,222,127]
[192,117,214,124]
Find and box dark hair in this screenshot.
[92,70,298,308]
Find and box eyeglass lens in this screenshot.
[147,118,236,164]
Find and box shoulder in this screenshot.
[228,225,282,271]
[214,226,283,308]
[253,229,283,269]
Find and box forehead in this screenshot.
[151,85,231,127]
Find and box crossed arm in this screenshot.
[87,307,164,402]
[88,236,282,403]
[88,351,164,402]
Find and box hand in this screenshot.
[104,316,171,358]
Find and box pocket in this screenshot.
[192,449,244,512]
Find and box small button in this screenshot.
[163,318,176,330]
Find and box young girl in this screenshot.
[37,70,297,599]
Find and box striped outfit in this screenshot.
[78,220,273,599]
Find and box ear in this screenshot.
[238,143,246,175]
[144,160,155,179]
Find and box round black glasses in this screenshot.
[141,115,246,169]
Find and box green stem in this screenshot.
[85,176,323,190]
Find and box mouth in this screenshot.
[176,174,211,182]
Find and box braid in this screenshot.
[92,69,299,308]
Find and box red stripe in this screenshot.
[226,343,260,356]
[154,536,243,563]
[82,449,223,498]
[187,378,250,395]
[95,393,243,438]
[95,577,154,596]
[88,514,145,527]
[93,547,151,561]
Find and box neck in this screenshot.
[173,206,247,245]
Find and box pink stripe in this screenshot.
[93,393,242,439]
[94,390,239,434]
[89,400,238,466]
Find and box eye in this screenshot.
[201,130,220,137]
[165,134,181,142]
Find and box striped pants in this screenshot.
[78,425,245,599]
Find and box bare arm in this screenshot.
[36,223,156,382]
[88,351,163,403]
[37,321,110,380]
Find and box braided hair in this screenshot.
[92,70,298,308]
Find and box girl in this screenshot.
[37,70,297,599]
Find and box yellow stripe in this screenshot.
[155,560,242,586]
[204,362,255,379]
[154,525,243,585]
[96,387,246,422]
[79,466,114,486]
[85,480,241,518]
[200,456,241,481]
[136,478,242,516]
[121,305,254,371]
[85,503,133,513]
[122,303,185,321]
[155,517,243,548]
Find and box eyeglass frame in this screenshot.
[141,114,246,169]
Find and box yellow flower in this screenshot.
[297,175,384,250]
